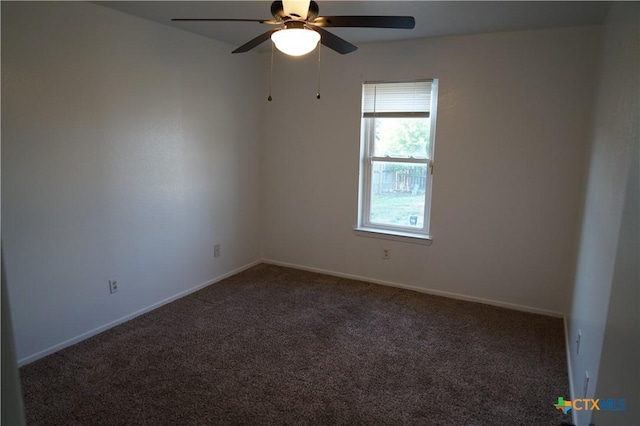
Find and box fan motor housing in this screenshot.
[271,1,319,21]
[270,1,286,21]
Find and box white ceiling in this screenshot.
[95,1,610,53]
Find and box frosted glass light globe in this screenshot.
[271,28,320,56]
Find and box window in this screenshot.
[356,80,438,242]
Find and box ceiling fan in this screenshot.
[172,0,415,56]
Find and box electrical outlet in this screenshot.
[214,244,221,258]
[382,248,390,260]
[109,280,119,294]
[583,371,590,398]
[576,329,582,354]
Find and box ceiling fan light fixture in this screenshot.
[271,28,320,56]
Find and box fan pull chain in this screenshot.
[316,45,321,99]
[268,42,274,102]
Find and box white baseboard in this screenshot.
[19,257,566,367]
[17,259,262,367]
[564,315,579,426]
[262,259,565,318]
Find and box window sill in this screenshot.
[354,228,433,245]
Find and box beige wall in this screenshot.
[262,26,599,314]
[568,3,639,425]
[2,2,263,363]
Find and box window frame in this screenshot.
[356,79,439,243]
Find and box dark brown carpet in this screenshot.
[20,264,570,425]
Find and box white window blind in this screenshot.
[362,81,432,117]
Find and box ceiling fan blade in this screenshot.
[308,25,357,55]
[172,18,278,25]
[313,16,415,29]
[232,29,279,53]
[283,0,310,20]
